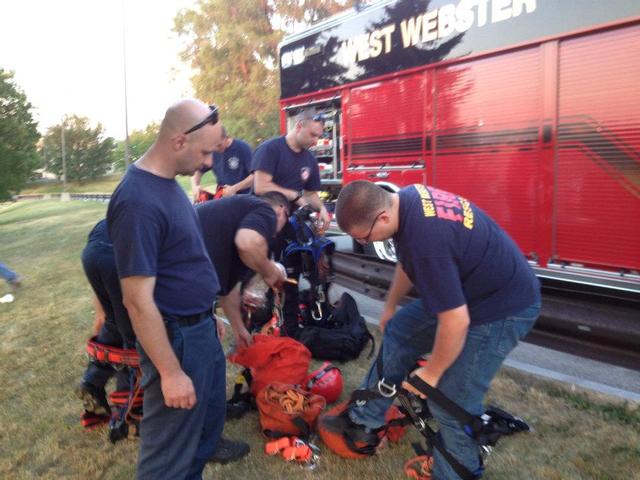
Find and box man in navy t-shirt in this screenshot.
[190,126,253,201]
[196,191,289,348]
[252,109,330,229]
[107,99,232,479]
[330,181,540,479]
[76,219,136,425]
[252,109,332,335]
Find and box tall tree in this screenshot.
[174,0,352,147]
[41,115,116,184]
[113,122,159,171]
[0,69,40,199]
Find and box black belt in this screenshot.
[172,310,211,327]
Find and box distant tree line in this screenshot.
[1,2,354,197]
[174,0,354,147]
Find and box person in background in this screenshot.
[0,261,22,293]
[76,219,136,421]
[251,109,331,335]
[191,126,253,202]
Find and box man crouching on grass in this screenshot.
[107,99,245,480]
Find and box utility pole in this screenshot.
[60,121,67,191]
[122,0,130,167]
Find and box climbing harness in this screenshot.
[85,337,143,443]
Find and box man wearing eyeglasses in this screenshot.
[251,109,331,336]
[190,126,254,202]
[107,100,226,480]
[329,181,540,479]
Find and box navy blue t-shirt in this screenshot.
[201,139,253,193]
[394,185,540,325]
[196,196,277,296]
[107,165,220,317]
[251,136,321,192]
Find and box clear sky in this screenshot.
[1,0,196,139]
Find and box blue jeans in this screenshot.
[137,316,226,480]
[81,239,136,390]
[0,261,19,283]
[350,300,539,480]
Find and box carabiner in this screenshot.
[377,378,397,398]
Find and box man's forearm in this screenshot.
[218,290,244,333]
[428,306,470,380]
[305,191,325,212]
[254,178,297,200]
[385,262,413,309]
[239,242,274,279]
[230,173,254,193]
[191,171,202,197]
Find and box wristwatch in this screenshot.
[292,190,304,202]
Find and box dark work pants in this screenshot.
[81,239,136,391]
[136,316,226,480]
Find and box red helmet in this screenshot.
[305,362,343,404]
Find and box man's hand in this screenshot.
[91,295,106,336]
[402,365,440,398]
[161,370,197,409]
[263,261,287,290]
[233,325,253,349]
[92,310,106,337]
[222,185,237,197]
[215,315,226,340]
[378,304,396,334]
[192,186,202,203]
[317,206,331,234]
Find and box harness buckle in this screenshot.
[377,378,397,398]
[312,301,322,321]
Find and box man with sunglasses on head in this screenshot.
[190,126,253,202]
[251,108,331,336]
[108,100,227,480]
[328,181,540,479]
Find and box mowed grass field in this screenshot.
[1,200,639,480]
[20,172,218,196]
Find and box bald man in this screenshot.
[107,100,226,479]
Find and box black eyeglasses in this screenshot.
[184,104,219,135]
[353,210,385,244]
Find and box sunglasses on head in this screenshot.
[184,104,219,135]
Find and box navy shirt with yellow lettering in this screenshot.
[394,185,540,324]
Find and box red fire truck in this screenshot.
[277,0,640,294]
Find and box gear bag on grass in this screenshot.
[228,334,311,396]
[257,383,326,438]
[297,292,375,362]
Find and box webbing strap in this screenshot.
[405,375,482,435]
[398,392,482,480]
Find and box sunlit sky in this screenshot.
[1,0,196,139]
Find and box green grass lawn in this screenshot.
[20,171,218,196]
[1,200,639,479]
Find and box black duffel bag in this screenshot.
[297,292,375,362]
